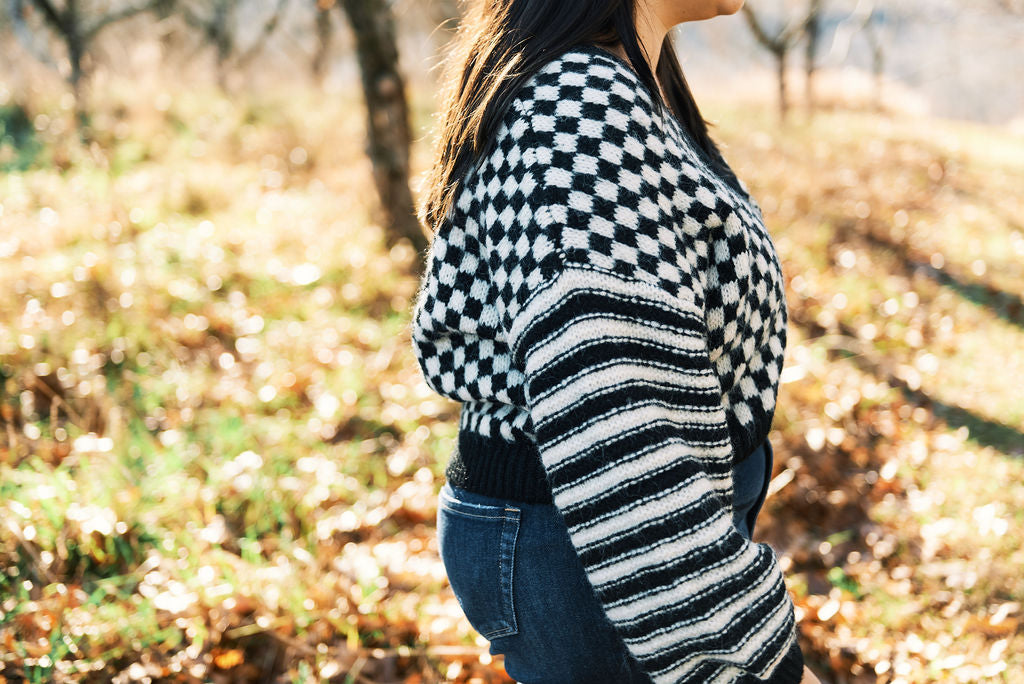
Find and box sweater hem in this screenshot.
[733,635,805,684]
[766,637,805,683]
[444,428,555,504]
[445,423,770,505]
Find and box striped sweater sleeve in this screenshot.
[508,266,804,684]
[480,76,805,682]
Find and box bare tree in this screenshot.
[860,5,886,111]
[803,0,824,114]
[741,1,812,122]
[5,0,164,132]
[336,0,427,260]
[174,0,290,91]
[828,0,886,112]
[310,0,334,85]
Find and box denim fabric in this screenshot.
[435,439,776,683]
[732,438,774,539]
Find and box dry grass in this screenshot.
[0,67,1022,682]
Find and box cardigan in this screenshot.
[410,43,804,684]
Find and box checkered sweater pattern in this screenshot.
[411,44,803,683]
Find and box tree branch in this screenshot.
[26,0,63,31]
[6,0,59,70]
[84,0,163,43]
[233,0,290,68]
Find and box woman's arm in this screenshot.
[503,262,805,683]
[478,52,805,682]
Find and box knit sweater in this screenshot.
[411,43,803,683]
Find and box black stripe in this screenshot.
[595,543,778,614]
[534,381,721,444]
[635,596,795,678]
[527,336,713,400]
[519,286,704,361]
[540,418,730,484]
[596,555,787,639]
[570,489,739,572]
[555,456,729,527]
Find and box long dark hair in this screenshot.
[417,0,736,235]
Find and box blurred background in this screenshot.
[1,0,1022,682]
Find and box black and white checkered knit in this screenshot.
[411,44,803,683]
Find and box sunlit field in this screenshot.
[1,69,1023,682]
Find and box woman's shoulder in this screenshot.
[469,45,709,308]
[481,42,665,187]
[505,43,658,128]
[531,43,651,91]
[461,44,663,221]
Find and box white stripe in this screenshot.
[606,544,774,634]
[584,507,738,589]
[689,629,796,684]
[550,438,731,511]
[540,397,724,466]
[705,665,736,684]
[625,556,781,640]
[539,402,730,469]
[647,595,795,680]
[531,360,720,422]
[555,479,736,569]
[569,475,715,548]
[525,315,712,375]
[545,425,732,501]
[522,310,707,377]
[510,266,703,350]
[619,569,786,661]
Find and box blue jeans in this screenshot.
[435,439,775,683]
[732,437,774,540]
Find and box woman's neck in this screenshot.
[606,7,669,74]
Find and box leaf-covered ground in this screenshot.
[1,75,1022,683]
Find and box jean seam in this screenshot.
[478,509,520,639]
[440,487,520,519]
[439,504,511,521]
[499,510,520,637]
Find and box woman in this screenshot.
[410,1,823,682]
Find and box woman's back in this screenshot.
[411,43,804,683]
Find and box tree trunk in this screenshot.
[311,5,333,85]
[864,20,886,113]
[804,0,822,116]
[741,3,802,128]
[212,0,233,92]
[776,48,789,123]
[20,0,159,139]
[339,0,428,266]
[55,0,90,138]
[67,33,89,134]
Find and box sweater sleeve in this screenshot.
[479,73,805,682]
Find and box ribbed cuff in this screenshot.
[765,636,805,683]
[444,428,555,504]
[731,633,804,684]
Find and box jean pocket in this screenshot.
[436,484,521,639]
